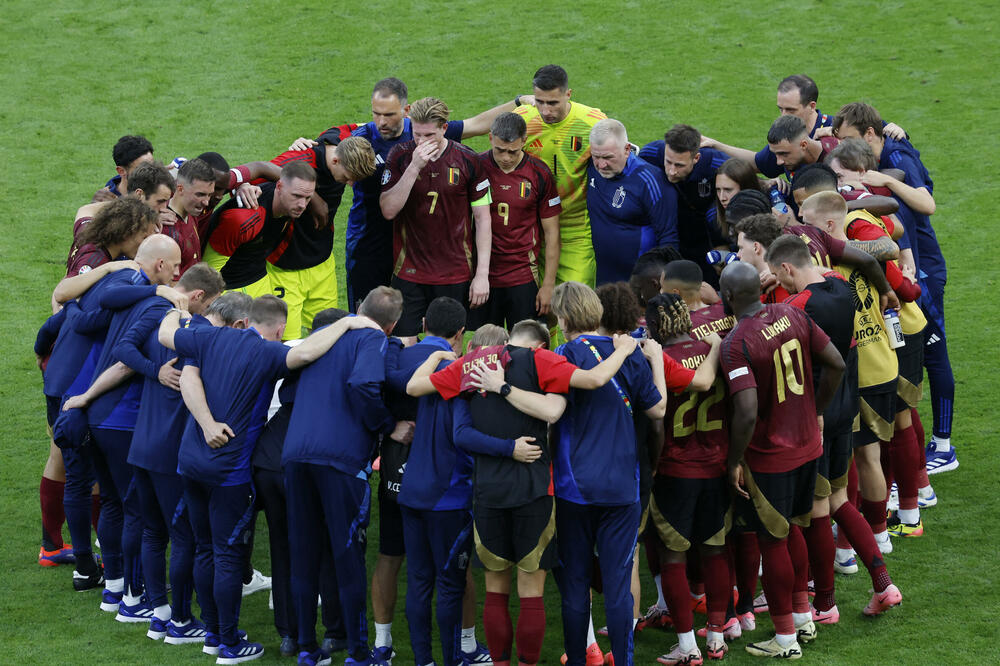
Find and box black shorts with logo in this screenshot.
[391,276,469,337]
[473,495,557,573]
[735,458,818,539]
[649,475,731,551]
[467,281,539,330]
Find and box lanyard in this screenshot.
[578,336,632,415]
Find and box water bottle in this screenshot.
[884,309,904,349]
[706,251,740,266]
[770,186,790,215]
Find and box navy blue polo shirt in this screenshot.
[879,137,941,278]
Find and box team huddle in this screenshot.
[33,65,958,666]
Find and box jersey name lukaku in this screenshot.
[477,151,561,287]
[721,304,829,473]
[383,139,490,285]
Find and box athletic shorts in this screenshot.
[267,252,339,340]
[227,273,273,299]
[466,281,539,330]
[391,276,469,337]
[554,225,596,288]
[473,495,557,573]
[347,252,392,314]
[815,430,851,497]
[649,475,731,551]
[856,381,896,447]
[895,331,925,411]
[736,458,818,539]
[46,394,60,431]
[377,485,405,557]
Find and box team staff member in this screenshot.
[639,124,730,285]
[92,134,155,201]
[380,97,493,340]
[515,64,607,287]
[586,119,678,285]
[280,288,407,666]
[719,262,846,659]
[474,112,562,327]
[264,135,376,338]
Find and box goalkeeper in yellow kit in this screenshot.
[515,65,606,287]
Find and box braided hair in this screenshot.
[645,292,691,345]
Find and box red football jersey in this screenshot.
[477,151,561,287]
[688,301,736,340]
[160,208,202,276]
[783,224,845,270]
[659,337,729,479]
[383,140,490,285]
[721,304,829,473]
[66,243,111,277]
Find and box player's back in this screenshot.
[689,302,735,340]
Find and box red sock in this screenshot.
[787,526,810,614]
[702,552,730,629]
[757,534,793,624]
[483,592,513,662]
[879,441,894,498]
[911,407,925,444]
[833,503,891,592]
[861,498,887,534]
[847,459,860,508]
[803,519,835,611]
[644,530,663,576]
[734,532,759,614]
[91,493,101,531]
[686,555,704,590]
[661,561,693,633]
[515,596,545,665]
[40,477,66,549]
[893,426,921,510]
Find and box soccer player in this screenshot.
[162,158,218,275]
[265,135,376,338]
[278,287,406,665]
[765,235,902,619]
[380,97,492,340]
[833,102,956,474]
[586,119,677,285]
[514,65,607,287]
[202,161,317,296]
[718,261,846,659]
[92,134,155,201]
[474,112,562,327]
[661,259,736,340]
[639,124,730,284]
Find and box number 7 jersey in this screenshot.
[721,304,830,473]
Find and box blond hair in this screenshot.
[551,281,603,334]
[409,97,450,126]
[800,190,847,221]
[336,136,377,181]
[468,324,509,350]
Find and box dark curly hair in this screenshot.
[645,292,691,345]
[596,281,643,334]
[79,196,157,249]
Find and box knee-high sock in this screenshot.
[786,526,810,614]
[483,592,513,663]
[702,552,731,629]
[515,596,545,665]
[661,561,692,633]
[757,535,794,635]
[803,519,835,611]
[832,503,891,592]
[892,426,921,510]
[40,477,66,549]
[734,533,759,615]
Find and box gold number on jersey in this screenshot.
[672,378,725,437]
[427,191,439,214]
[772,338,805,403]
[498,202,510,226]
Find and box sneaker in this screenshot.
[925,442,958,474]
[116,598,154,623]
[297,649,331,666]
[39,544,75,567]
[705,637,728,660]
[887,487,900,512]
[204,630,248,656]
[147,617,169,640]
[752,591,769,614]
[696,617,742,641]
[874,531,894,554]
[810,604,840,624]
[656,643,703,665]
[834,553,858,575]
[216,639,264,664]
[462,641,493,665]
[320,637,348,653]
[643,604,673,629]
[371,645,396,664]
[691,594,707,615]
[72,558,104,591]
[164,618,209,644]
[887,515,924,538]
[795,619,817,643]
[241,569,271,597]
[863,583,903,616]
[737,611,756,632]
[918,487,938,508]
[100,588,123,612]
[745,637,802,659]
[560,642,605,666]
[280,636,297,657]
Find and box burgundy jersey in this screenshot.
[477,151,561,287]
[66,216,94,270]
[161,208,202,276]
[66,242,111,277]
[383,139,490,285]
[689,301,736,340]
[659,337,729,479]
[782,224,846,270]
[721,303,829,473]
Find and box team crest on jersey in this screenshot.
[570,136,582,151]
[698,178,711,198]
[612,186,626,208]
[448,168,460,185]
[519,181,531,198]
[381,169,391,185]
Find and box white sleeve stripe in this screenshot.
[230,168,244,184]
[728,367,749,380]
[476,179,490,191]
[548,196,562,207]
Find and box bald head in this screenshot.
[134,234,182,285]
[720,261,762,318]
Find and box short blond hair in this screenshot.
[336,136,376,181]
[409,97,450,126]
[551,281,603,334]
[800,190,847,221]
[468,324,509,350]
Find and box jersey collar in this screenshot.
[419,335,454,351]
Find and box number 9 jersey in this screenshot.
[721,304,830,474]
